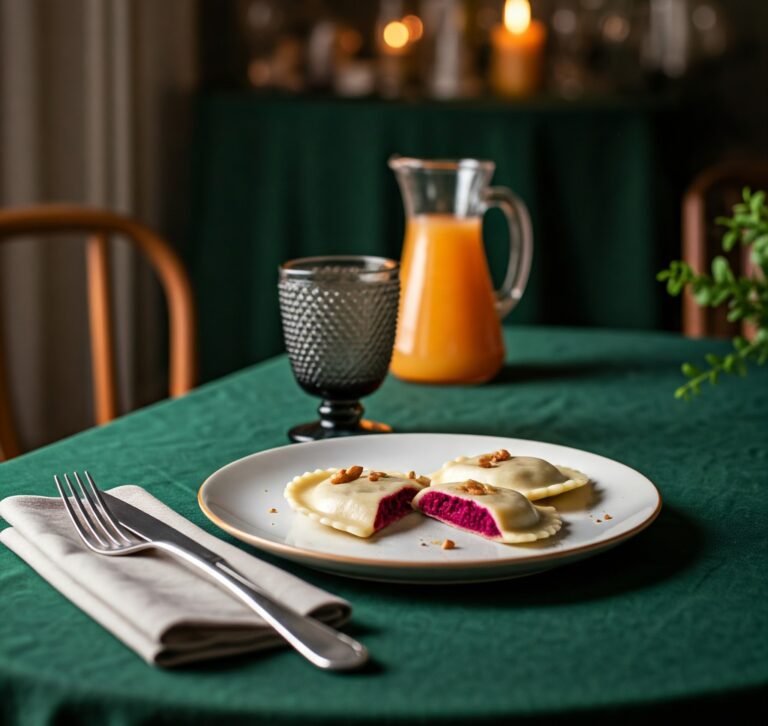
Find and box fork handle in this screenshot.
[155,541,368,670]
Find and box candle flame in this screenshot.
[504,0,531,34]
[383,20,410,49]
[402,15,424,41]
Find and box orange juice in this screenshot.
[391,214,505,383]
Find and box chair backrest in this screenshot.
[682,162,768,338]
[0,205,197,460]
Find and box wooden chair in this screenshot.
[682,162,768,338]
[0,206,197,460]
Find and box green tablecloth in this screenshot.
[187,94,679,381]
[1,327,766,724]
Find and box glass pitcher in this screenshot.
[389,157,533,384]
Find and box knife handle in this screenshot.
[155,541,368,671]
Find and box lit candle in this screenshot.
[381,20,410,56]
[491,0,546,98]
[377,18,413,98]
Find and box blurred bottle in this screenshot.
[549,0,592,97]
[595,0,647,92]
[643,0,691,79]
[376,0,417,98]
[689,0,728,61]
[240,0,305,92]
[420,0,479,99]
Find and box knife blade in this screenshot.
[101,491,224,565]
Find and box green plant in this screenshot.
[657,187,768,400]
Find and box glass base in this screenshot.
[288,419,392,443]
[288,398,392,443]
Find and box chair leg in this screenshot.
[86,233,118,424]
[0,322,22,460]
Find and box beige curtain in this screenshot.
[0,0,198,450]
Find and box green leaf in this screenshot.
[722,230,739,250]
[694,287,713,305]
[668,279,684,296]
[743,229,758,245]
[712,289,731,306]
[752,247,768,268]
[674,386,690,400]
[754,234,768,250]
[681,363,700,377]
[711,256,730,282]
[662,184,768,399]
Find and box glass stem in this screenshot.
[318,400,364,431]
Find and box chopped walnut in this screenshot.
[330,465,364,484]
[441,539,456,550]
[407,471,431,486]
[479,449,512,468]
[456,479,493,496]
[368,471,387,481]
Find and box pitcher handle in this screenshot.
[481,186,533,319]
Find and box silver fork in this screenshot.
[54,471,368,670]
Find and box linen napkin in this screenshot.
[0,485,351,667]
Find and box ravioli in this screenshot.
[430,449,588,501]
[412,480,562,544]
[284,466,427,538]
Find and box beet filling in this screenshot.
[373,487,419,531]
[417,491,502,538]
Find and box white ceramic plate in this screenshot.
[198,434,661,583]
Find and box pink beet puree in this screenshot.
[416,491,502,538]
[373,487,419,531]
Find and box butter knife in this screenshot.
[101,491,368,671]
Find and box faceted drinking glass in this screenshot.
[278,255,400,443]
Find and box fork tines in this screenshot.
[54,471,135,552]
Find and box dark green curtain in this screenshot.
[187,94,679,381]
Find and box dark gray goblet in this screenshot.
[278,256,400,443]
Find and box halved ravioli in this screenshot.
[430,450,588,501]
[284,467,426,538]
[412,480,562,544]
